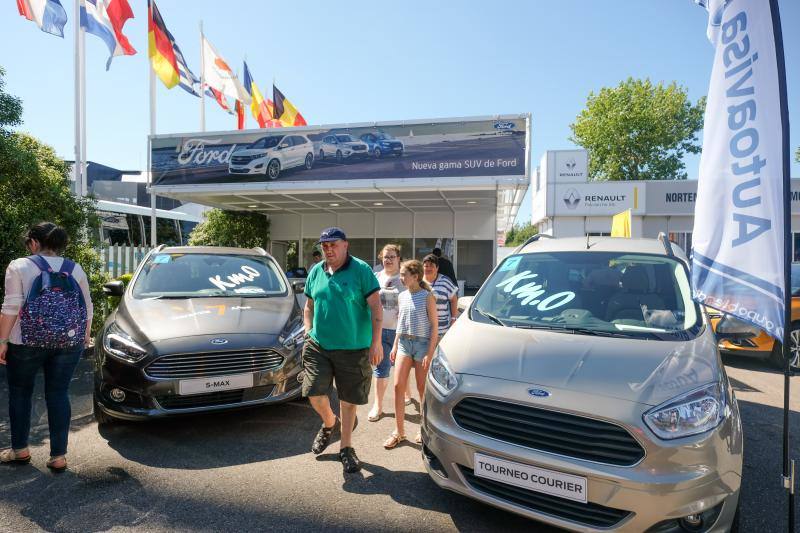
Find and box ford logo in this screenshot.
[210,338,229,345]
[494,121,515,130]
[528,388,551,398]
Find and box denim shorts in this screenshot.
[373,328,396,379]
[397,335,430,362]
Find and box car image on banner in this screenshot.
[150,115,528,186]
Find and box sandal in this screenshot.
[383,431,406,449]
[311,418,339,455]
[46,456,67,473]
[414,431,422,444]
[368,408,383,422]
[0,448,31,465]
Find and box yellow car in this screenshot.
[708,264,800,370]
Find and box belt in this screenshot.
[399,333,428,341]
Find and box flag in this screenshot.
[273,85,307,127]
[611,209,631,238]
[147,0,199,96]
[235,99,245,130]
[202,37,251,105]
[205,87,233,114]
[17,0,67,37]
[243,61,273,128]
[691,0,790,342]
[79,0,136,70]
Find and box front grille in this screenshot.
[352,145,366,151]
[145,350,285,379]
[156,384,275,410]
[452,397,644,466]
[460,466,630,528]
[231,155,257,164]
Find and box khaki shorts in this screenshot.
[302,336,372,405]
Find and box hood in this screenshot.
[341,141,366,148]
[116,295,296,344]
[441,318,719,407]
[232,148,273,157]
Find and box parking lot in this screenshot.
[0,353,798,532]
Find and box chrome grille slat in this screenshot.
[146,350,284,379]
[452,397,645,467]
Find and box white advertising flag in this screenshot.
[201,36,251,105]
[692,0,790,341]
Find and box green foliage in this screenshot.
[570,78,706,181]
[0,66,109,334]
[796,146,799,163]
[188,209,269,249]
[106,273,133,310]
[505,221,537,247]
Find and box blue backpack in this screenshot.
[19,255,88,349]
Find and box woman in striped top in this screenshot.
[384,260,437,449]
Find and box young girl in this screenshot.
[383,260,437,449]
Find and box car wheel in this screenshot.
[335,150,343,163]
[373,147,382,159]
[93,392,114,426]
[319,149,325,160]
[267,159,281,180]
[304,153,314,170]
[770,322,800,370]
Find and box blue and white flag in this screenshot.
[692,0,791,341]
[17,0,68,38]
[79,0,136,70]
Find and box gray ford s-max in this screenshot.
[422,236,742,532]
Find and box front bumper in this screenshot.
[228,159,268,175]
[422,375,742,532]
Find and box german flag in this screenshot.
[273,85,307,127]
[147,0,179,89]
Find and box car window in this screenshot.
[292,136,306,145]
[280,136,293,147]
[792,264,800,295]
[324,136,334,143]
[363,134,374,142]
[471,251,702,340]
[336,134,353,142]
[250,136,281,149]
[132,254,288,298]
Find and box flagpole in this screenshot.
[199,20,206,132]
[148,44,157,248]
[79,22,87,199]
[73,0,82,196]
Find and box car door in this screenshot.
[291,136,308,166]
[277,136,294,166]
[323,135,336,157]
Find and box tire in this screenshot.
[319,149,325,161]
[93,392,114,426]
[267,159,281,180]
[770,322,800,370]
[304,153,314,170]
[373,147,382,159]
[335,150,343,163]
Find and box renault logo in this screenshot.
[563,188,581,209]
[210,338,229,345]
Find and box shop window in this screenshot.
[377,238,413,264]
[414,238,454,262]
[457,240,493,295]
[347,239,375,266]
[668,232,692,255]
[794,233,800,262]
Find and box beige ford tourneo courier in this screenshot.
[422,236,742,532]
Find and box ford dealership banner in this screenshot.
[691,0,790,341]
[150,115,529,186]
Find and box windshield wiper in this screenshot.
[513,324,631,338]
[473,307,508,327]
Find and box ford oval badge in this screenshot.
[210,338,229,345]
[528,388,550,398]
[494,121,515,130]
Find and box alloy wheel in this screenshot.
[268,159,281,180]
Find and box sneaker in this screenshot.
[339,446,361,473]
[311,418,339,455]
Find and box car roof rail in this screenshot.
[253,247,268,255]
[153,244,166,252]
[513,233,552,253]
[657,232,675,257]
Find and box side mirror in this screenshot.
[291,280,306,294]
[715,330,756,341]
[279,143,289,149]
[103,280,125,297]
[457,296,474,313]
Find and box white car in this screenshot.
[228,134,315,180]
[317,133,369,162]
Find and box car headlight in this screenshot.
[716,315,761,336]
[644,382,727,440]
[280,322,305,349]
[428,347,458,396]
[103,323,148,363]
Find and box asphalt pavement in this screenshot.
[0,353,798,532]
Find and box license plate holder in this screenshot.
[473,453,588,503]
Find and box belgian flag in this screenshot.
[273,85,307,127]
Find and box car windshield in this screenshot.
[250,136,282,149]
[132,253,287,299]
[375,133,393,140]
[471,251,702,340]
[792,264,800,296]
[335,134,353,142]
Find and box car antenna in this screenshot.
[586,233,590,250]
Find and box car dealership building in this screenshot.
[148,115,530,293]
[532,149,800,259]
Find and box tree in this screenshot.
[570,78,706,181]
[505,221,537,247]
[795,146,799,163]
[188,209,269,249]
[0,66,108,333]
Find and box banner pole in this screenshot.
[199,20,205,132]
[73,0,82,196]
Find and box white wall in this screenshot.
[456,211,495,239]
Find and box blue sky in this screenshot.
[2,0,798,224]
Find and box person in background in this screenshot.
[423,254,459,340]
[0,222,93,473]
[308,250,322,271]
[383,260,437,448]
[368,244,406,422]
[432,247,457,286]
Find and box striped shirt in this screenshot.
[430,274,458,336]
[396,288,432,338]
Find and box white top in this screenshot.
[2,256,94,345]
[396,288,432,339]
[375,269,405,331]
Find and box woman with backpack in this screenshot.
[0,222,93,472]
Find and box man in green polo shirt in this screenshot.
[303,227,382,473]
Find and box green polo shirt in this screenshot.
[304,254,381,350]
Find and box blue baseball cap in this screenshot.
[317,227,347,244]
